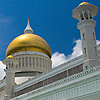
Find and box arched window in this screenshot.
[82,33,85,40]
[93,33,96,40]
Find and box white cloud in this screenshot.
[0,61,6,80]
[96,40,100,44]
[52,39,100,68]
[69,39,82,59]
[51,52,67,67]
[51,39,82,68]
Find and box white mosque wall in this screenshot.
[0,89,5,100]
[0,79,6,100]
[14,55,83,93]
[11,66,100,100]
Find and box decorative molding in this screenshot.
[12,51,49,58]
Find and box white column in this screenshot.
[5,69,15,99]
[77,19,99,70]
[72,3,99,71]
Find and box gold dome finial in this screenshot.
[24,18,34,34]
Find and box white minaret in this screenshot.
[3,55,18,100]
[72,2,100,70]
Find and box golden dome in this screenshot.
[6,55,15,59]
[79,2,89,6]
[6,34,52,58]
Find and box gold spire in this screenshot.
[24,18,34,34]
[28,17,30,25]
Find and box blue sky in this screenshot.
[0,0,100,61]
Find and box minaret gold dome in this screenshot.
[6,55,15,59]
[79,2,89,6]
[6,19,52,58]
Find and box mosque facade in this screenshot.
[0,2,100,100]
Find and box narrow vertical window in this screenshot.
[93,33,96,40]
[81,13,84,20]
[19,58,21,67]
[29,57,31,66]
[22,57,24,67]
[36,57,38,66]
[33,57,35,66]
[26,57,28,66]
[82,33,85,40]
[90,15,92,19]
[84,48,87,56]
